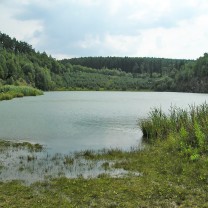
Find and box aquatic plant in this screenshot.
[0,85,43,101]
[63,156,74,165]
[139,103,208,160]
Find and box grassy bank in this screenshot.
[0,104,208,207]
[0,85,43,101]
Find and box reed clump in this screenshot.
[0,85,43,101]
[139,103,208,160]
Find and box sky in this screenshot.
[0,0,208,60]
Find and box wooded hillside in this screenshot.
[1,31,208,92]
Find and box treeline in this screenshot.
[0,43,154,91]
[0,32,34,54]
[61,54,208,93]
[0,32,72,90]
[174,53,208,93]
[1,31,208,92]
[62,56,189,76]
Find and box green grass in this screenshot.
[0,85,43,101]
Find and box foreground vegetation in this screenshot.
[0,104,208,207]
[140,103,208,161]
[0,85,43,101]
[0,138,208,207]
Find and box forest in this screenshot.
[1,31,208,92]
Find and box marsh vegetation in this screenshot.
[0,137,208,207]
[140,103,208,161]
[0,140,140,185]
[0,85,43,101]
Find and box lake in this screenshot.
[0,91,208,154]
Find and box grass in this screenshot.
[0,140,43,152]
[0,85,43,101]
[0,104,208,207]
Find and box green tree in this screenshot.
[35,66,53,90]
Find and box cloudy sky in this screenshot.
[0,0,208,59]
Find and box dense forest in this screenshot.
[63,56,187,75]
[1,31,208,92]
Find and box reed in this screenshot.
[139,103,208,159]
[0,85,43,101]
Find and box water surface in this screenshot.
[0,91,207,153]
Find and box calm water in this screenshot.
[0,91,208,154]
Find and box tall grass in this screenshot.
[139,103,208,160]
[0,85,43,101]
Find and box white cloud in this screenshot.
[103,34,140,55]
[133,14,208,59]
[1,0,208,59]
[0,2,43,44]
[78,34,101,49]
